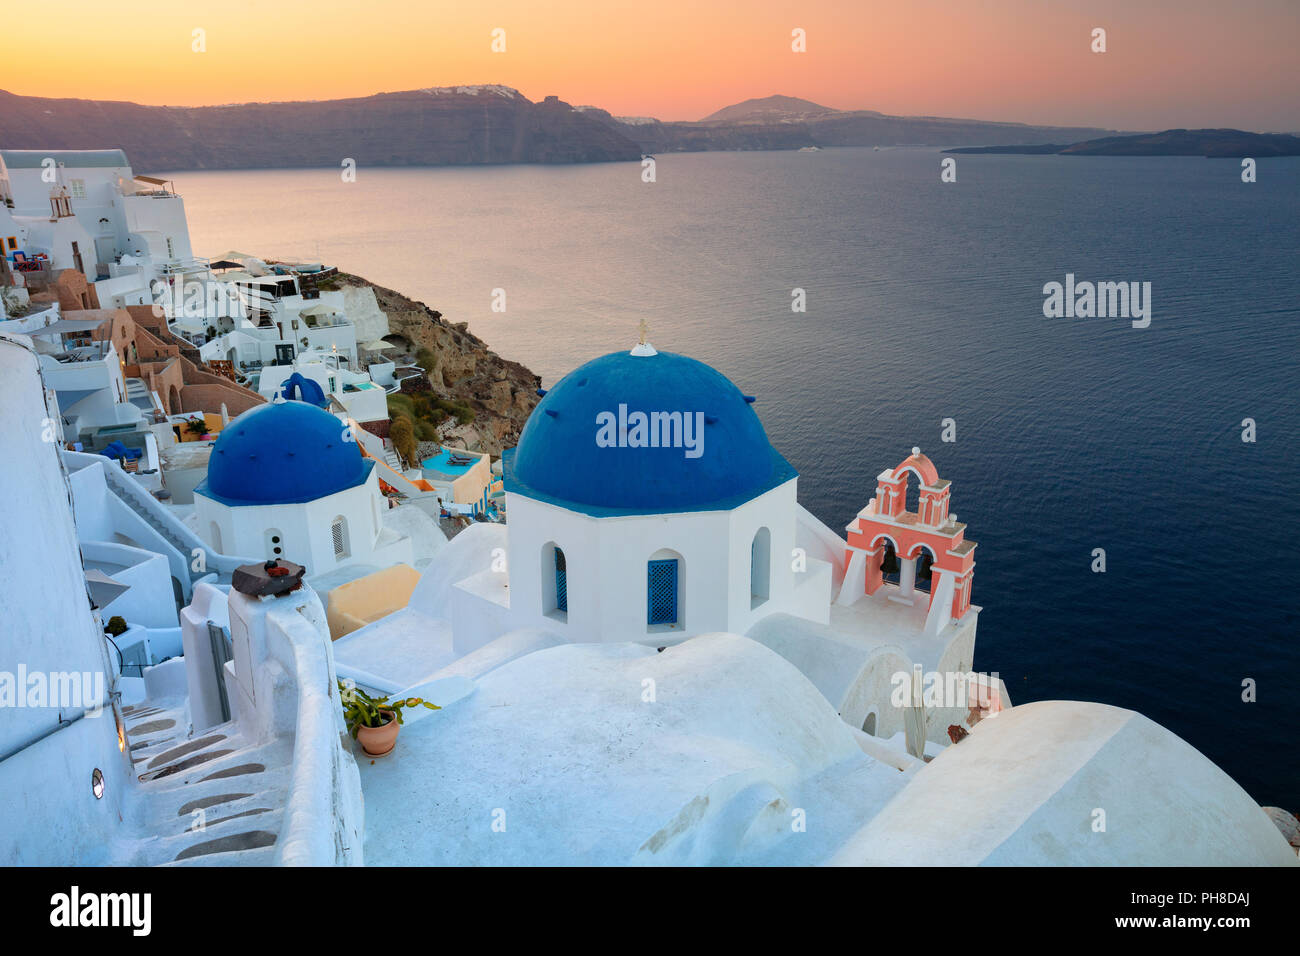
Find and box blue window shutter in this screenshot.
[555,548,568,613]
[647,559,677,626]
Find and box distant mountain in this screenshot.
[945,129,1300,157]
[699,95,848,123]
[0,85,1132,171]
[0,86,643,170]
[590,96,1122,154]
[1062,129,1300,157]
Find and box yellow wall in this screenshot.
[326,563,420,641]
[450,454,492,505]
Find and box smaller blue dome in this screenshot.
[198,400,373,506]
[277,372,327,407]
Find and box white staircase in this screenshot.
[119,698,289,865]
[64,450,254,598]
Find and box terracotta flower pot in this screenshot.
[356,709,400,757]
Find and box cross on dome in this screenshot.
[630,318,657,357]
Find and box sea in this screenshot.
[167,148,1300,807]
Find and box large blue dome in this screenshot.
[503,349,796,516]
[198,400,373,506]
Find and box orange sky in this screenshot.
[7,0,1298,131]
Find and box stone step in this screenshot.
[144,734,227,770]
[172,829,277,862]
[139,748,236,782]
[198,762,267,783]
[176,792,253,816]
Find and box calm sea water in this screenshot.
[168,149,1300,807]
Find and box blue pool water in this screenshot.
[422,448,477,476]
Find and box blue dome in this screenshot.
[276,372,328,407]
[503,350,795,516]
[198,400,373,506]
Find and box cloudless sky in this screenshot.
[7,0,1298,130]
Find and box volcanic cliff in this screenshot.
[336,272,539,456]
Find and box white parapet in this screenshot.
[223,577,365,865]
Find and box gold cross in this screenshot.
[638,318,649,345]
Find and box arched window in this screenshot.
[554,547,568,614]
[209,521,222,554]
[879,538,901,585]
[331,516,350,560]
[750,527,771,609]
[647,549,683,629]
[862,711,877,736]
[541,542,567,620]
[904,472,920,515]
[915,545,937,594]
[265,529,284,559]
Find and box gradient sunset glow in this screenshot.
[6,0,1298,131]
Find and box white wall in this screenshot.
[118,194,193,264]
[463,478,825,653]
[196,469,410,577]
[93,272,154,308]
[0,332,131,864]
[223,582,364,864]
[6,162,131,218]
[15,214,98,278]
[82,541,179,629]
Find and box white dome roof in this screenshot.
[358,633,895,865]
[830,700,1298,866]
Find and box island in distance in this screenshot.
[944,128,1300,157]
[0,87,1121,170]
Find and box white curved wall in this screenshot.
[0,333,131,864]
[497,478,825,648]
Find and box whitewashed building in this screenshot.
[454,342,831,652]
[193,399,412,576]
[0,149,195,308]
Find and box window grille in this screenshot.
[554,548,568,613]
[647,559,677,626]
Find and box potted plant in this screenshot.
[184,416,207,437]
[338,680,439,757]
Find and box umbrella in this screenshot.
[85,569,130,608]
[300,303,336,317]
[209,259,245,271]
[903,662,927,760]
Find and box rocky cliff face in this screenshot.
[336,273,539,456]
[0,87,643,170]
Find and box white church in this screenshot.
[452,340,831,652]
[192,399,413,577]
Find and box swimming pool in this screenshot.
[421,447,478,476]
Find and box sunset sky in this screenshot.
[6,0,1298,131]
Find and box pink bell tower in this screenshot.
[840,449,977,629]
